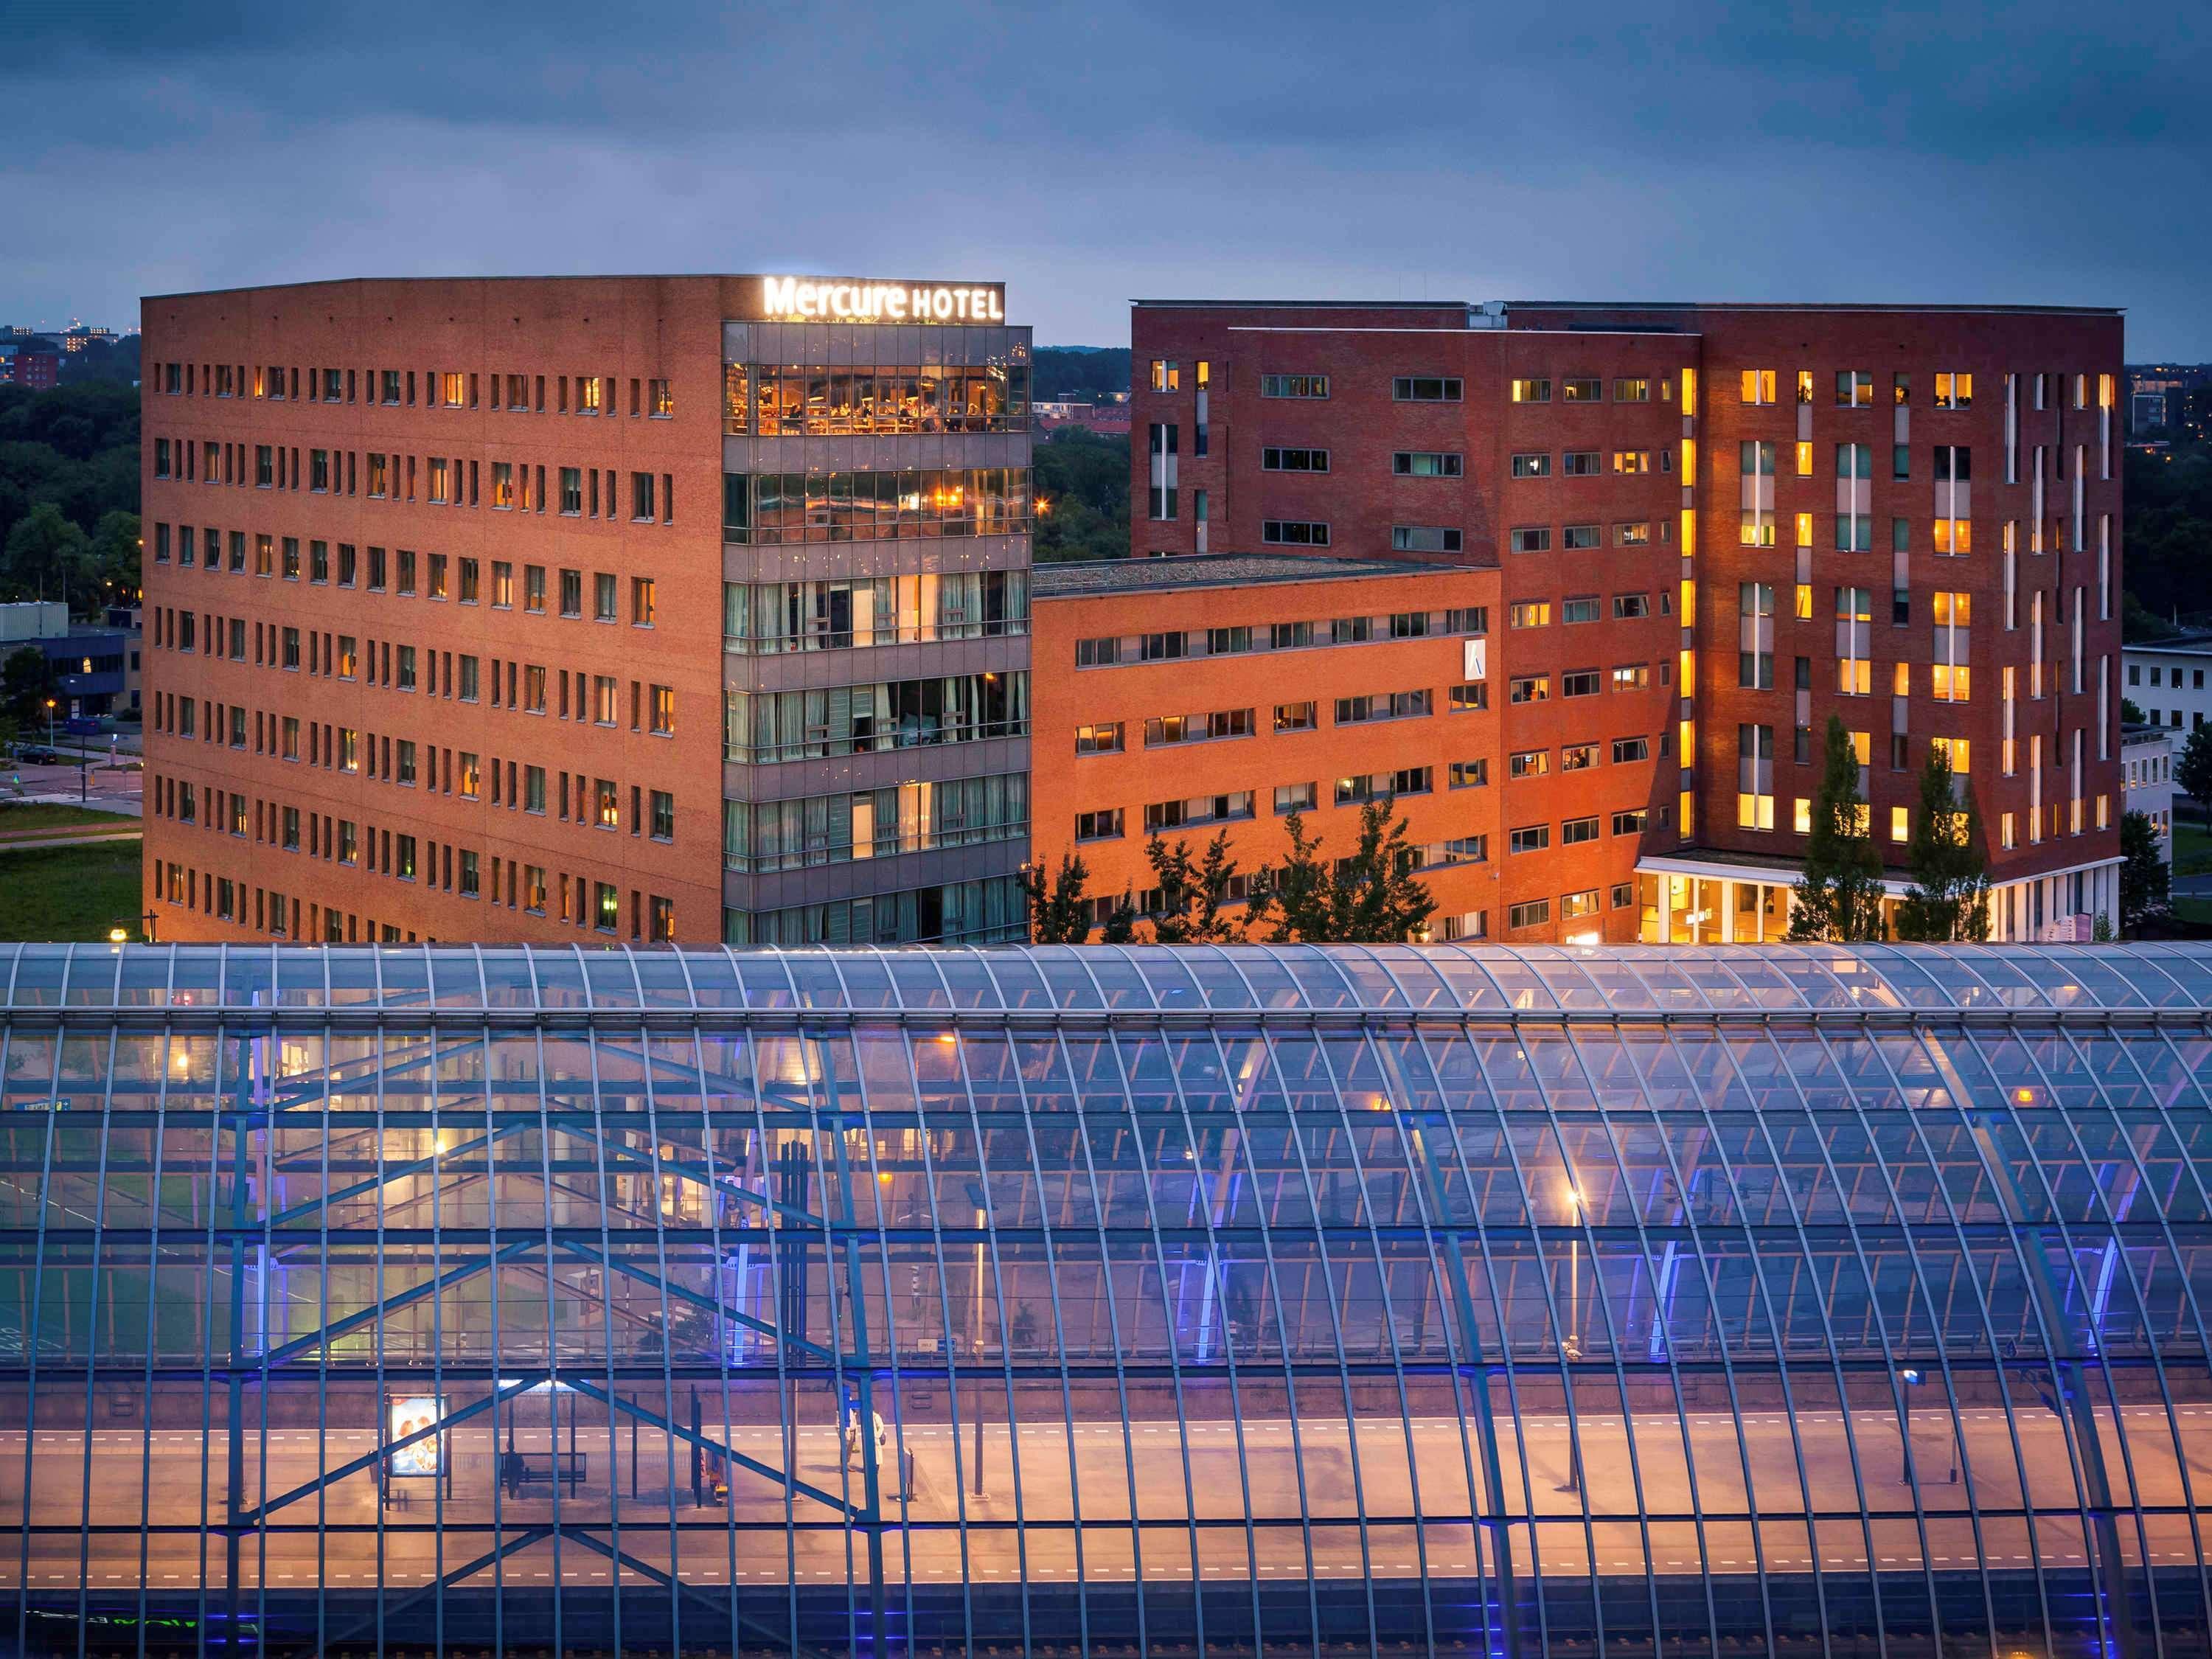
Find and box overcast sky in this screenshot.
[7,0,2208,355]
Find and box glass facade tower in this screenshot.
[720,318,1033,947]
[1,939,2210,1656]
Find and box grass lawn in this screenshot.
[2172,820,2212,877]
[0,841,144,941]
[0,802,136,836]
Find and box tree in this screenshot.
[2119,810,2171,935]
[1894,744,1990,942]
[1143,829,1245,942]
[2121,698,2148,726]
[1251,810,1332,941]
[1790,714,1887,941]
[85,509,141,609]
[1250,799,1438,943]
[1,644,57,730]
[1098,896,1138,944]
[0,501,91,609]
[2177,725,2212,828]
[1023,852,1094,943]
[1032,429,1132,563]
[1332,798,1439,942]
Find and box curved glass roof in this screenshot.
[2,943,2208,1655]
[7,939,2211,1012]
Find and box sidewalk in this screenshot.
[0,826,142,853]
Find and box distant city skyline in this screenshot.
[3,1,2208,355]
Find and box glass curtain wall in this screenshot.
[1,941,2210,1658]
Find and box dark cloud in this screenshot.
[4,0,2206,352]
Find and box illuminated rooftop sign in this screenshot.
[759,277,1005,324]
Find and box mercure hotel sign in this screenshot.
[758,276,1006,324]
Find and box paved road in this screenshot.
[1,1403,2205,1591]
[0,754,142,817]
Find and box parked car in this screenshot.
[10,747,65,765]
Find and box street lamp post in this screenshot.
[967,1180,990,1500]
[1899,1368,1921,1487]
[1559,1181,1585,1495]
[44,698,56,749]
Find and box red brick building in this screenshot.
[139,275,1033,945]
[0,340,61,389]
[1031,553,1573,940]
[1102,298,2124,942]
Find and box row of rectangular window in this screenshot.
[150,527,657,623]
[1079,765,1501,844]
[1511,449,1672,478]
[152,609,677,735]
[1074,607,1486,669]
[154,704,678,833]
[1509,378,1668,405]
[723,674,1029,765]
[1257,374,1671,406]
[1506,737,1655,776]
[723,573,1026,654]
[1505,666,1663,702]
[1506,811,1646,855]
[1506,884,1638,932]
[723,774,1027,875]
[1249,374,1464,402]
[1509,594,1658,627]
[724,874,1026,947]
[1256,520,1478,553]
[151,438,675,524]
[152,846,677,942]
[1739,509,1975,554]
[1074,684,1489,756]
[1739,368,1971,408]
[157,361,674,417]
[154,748,677,838]
[2129,663,2209,690]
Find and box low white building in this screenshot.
[2124,633,2212,734]
[2124,724,2175,863]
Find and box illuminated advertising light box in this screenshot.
[388,1394,445,1478]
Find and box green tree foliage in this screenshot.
[1022,852,1094,944]
[2124,442,2212,638]
[2119,809,2171,935]
[2177,725,2212,823]
[1250,801,1438,943]
[1097,896,1138,943]
[1,644,58,729]
[1032,430,1130,563]
[1895,744,1990,941]
[0,502,91,608]
[1790,714,1887,940]
[85,511,141,610]
[0,381,142,614]
[1142,830,1245,943]
[2121,697,2148,725]
[1029,347,1130,403]
[56,335,142,389]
